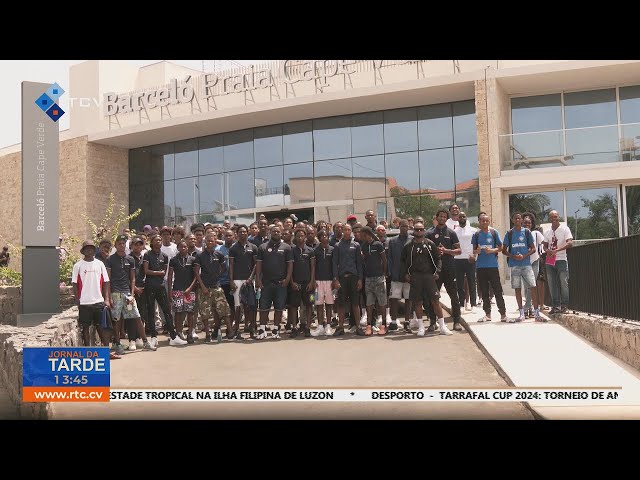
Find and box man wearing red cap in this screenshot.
[346,215,358,228]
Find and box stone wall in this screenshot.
[554,313,640,371]
[0,286,75,326]
[0,307,81,419]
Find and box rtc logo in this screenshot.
[34,82,65,122]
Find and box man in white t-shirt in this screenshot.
[72,240,120,358]
[543,210,574,314]
[453,211,477,313]
[446,203,460,230]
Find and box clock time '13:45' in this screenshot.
[54,375,89,385]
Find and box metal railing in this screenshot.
[566,234,640,321]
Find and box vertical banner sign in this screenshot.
[22,347,110,402]
[20,82,63,325]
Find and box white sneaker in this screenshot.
[410,313,419,329]
[282,311,288,321]
[346,326,357,334]
[311,324,325,337]
[500,315,508,322]
[465,302,471,312]
[256,329,268,340]
[470,305,476,314]
[372,325,380,333]
[440,325,453,335]
[360,314,368,327]
[417,325,425,336]
[135,338,144,348]
[170,336,188,346]
[386,314,393,325]
[143,341,157,351]
[149,337,158,349]
[128,341,137,351]
[478,315,490,323]
[507,317,518,323]
[191,329,199,340]
[271,328,281,339]
[324,325,334,336]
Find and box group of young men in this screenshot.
[71,205,573,357]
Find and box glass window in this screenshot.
[313,116,351,161]
[198,174,224,214]
[565,125,620,165]
[314,158,352,201]
[564,88,617,128]
[385,152,419,197]
[625,185,640,235]
[387,195,422,221]
[419,148,455,192]
[353,155,386,199]
[508,190,563,226]
[129,183,152,228]
[174,177,198,219]
[150,180,174,225]
[454,189,481,224]
[351,112,384,157]
[420,194,454,222]
[283,121,313,164]
[454,145,479,189]
[284,162,314,205]
[223,130,254,171]
[453,100,477,146]
[511,94,562,133]
[254,125,283,168]
[198,135,224,175]
[129,148,151,185]
[197,212,225,225]
[418,103,453,150]
[225,170,255,211]
[384,108,418,153]
[619,85,640,124]
[566,187,619,240]
[255,165,284,207]
[174,139,198,179]
[150,143,174,182]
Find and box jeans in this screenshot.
[145,285,176,338]
[476,268,506,316]
[454,259,477,307]
[524,260,539,310]
[545,260,569,308]
[426,267,461,323]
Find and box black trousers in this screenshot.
[144,285,175,338]
[454,259,477,307]
[476,268,506,316]
[426,267,461,324]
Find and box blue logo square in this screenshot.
[46,82,65,101]
[35,93,54,113]
[45,103,65,122]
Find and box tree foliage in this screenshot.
[84,193,142,244]
[567,193,619,241]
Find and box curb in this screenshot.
[440,301,545,421]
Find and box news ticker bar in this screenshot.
[23,387,624,403]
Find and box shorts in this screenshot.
[365,276,387,306]
[409,274,440,302]
[221,283,235,310]
[337,274,359,307]
[288,282,314,308]
[390,281,411,300]
[510,266,536,290]
[259,282,288,312]
[198,286,231,319]
[232,280,245,307]
[315,280,334,305]
[110,292,140,320]
[78,302,105,327]
[171,290,196,313]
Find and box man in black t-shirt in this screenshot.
[229,225,258,339]
[168,240,198,344]
[194,234,232,342]
[361,226,388,335]
[107,235,156,353]
[129,236,148,345]
[96,238,111,264]
[425,209,463,332]
[288,228,316,338]
[144,235,184,348]
[255,225,293,340]
[312,230,335,336]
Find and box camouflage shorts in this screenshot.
[198,286,231,320]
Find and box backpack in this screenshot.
[472,228,499,254]
[506,228,533,254]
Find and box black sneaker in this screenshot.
[284,323,292,332]
[333,327,345,336]
[356,327,366,336]
[205,333,212,343]
[187,335,195,344]
[330,319,339,329]
[234,331,244,341]
[290,327,299,338]
[549,307,561,314]
[304,327,311,338]
[427,324,437,332]
[403,321,412,333]
[388,322,399,331]
[249,329,256,339]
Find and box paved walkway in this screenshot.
[440,289,640,420]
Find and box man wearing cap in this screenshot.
[346,215,358,228]
[0,246,9,267]
[106,235,156,353]
[72,240,119,358]
[144,235,186,347]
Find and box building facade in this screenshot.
[2,59,640,275]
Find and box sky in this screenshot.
[0,60,260,149]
